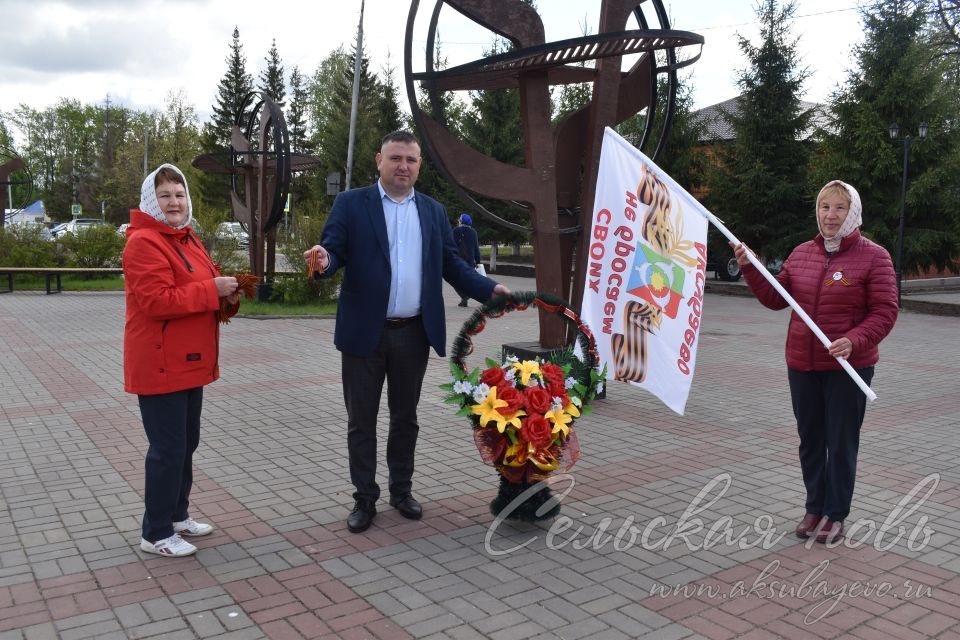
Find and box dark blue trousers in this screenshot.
[341,322,430,503]
[138,387,203,542]
[788,367,874,522]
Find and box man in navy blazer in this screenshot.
[305,130,510,533]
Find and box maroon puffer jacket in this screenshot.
[742,230,898,371]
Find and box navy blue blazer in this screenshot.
[318,184,496,357]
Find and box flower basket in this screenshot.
[442,291,605,522]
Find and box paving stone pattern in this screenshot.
[1,276,959,639]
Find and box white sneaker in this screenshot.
[140,534,197,557]
[173,518,214,537]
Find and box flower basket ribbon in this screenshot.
[445,291,605,486]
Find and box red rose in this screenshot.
[541,363,565,386]
[548,382,569,407]
[481,366,506,386]
[520,414,554,449]
[523,386,552,414]
[496,383,524,414]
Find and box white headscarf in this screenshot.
[816,180,862,253]
[139,163,193,230]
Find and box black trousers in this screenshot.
[788,367,874,522]
[138,387,203,542]
[342,321,430,502]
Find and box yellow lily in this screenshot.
[545,401,579,438]
[494,409,525,434]
[471,386,509,428]
[512,360,541,385]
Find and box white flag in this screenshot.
[581,128,709,415]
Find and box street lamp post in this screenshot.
[888,121,928,307]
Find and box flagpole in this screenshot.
[700,211,877,402]
[345,0,364,191]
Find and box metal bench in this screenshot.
[0,268,124,294]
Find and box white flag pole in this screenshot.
[699,209,877,402]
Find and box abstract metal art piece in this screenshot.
[404,0,702,347]
[193,92,321,289]
[0,145,32,231]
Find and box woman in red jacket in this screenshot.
[734,180,898,544]
[123,164,239,557]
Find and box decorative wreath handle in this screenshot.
[451,291,600,376]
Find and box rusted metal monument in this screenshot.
[193,91,321,297]
[0,145,32,235]
[404,0,703,348]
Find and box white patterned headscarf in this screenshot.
[816,180,862,253]
[139,163,193,230]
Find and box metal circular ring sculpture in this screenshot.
[232,91,291,233]
[404,0,703,235]
[0,145,34,224]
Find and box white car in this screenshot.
[59,218,111,237]
[217,221,249,249]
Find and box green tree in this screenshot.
[287,64,315,212]
[200,27,254,211]
[259,39,286,108]
[287,65,312,154]
[459,38,528,249]
[813,0,960,274]
[310,40,383,199]
[705,0,811,260]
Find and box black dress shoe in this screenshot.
[347,499,376,533]
[389,494,422,520]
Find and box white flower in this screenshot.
[595,382,605,394]
[504,354,519,364]
[453,380,473,395]
[550,397,564,412]
[565,376,576,389]
[526,376,540,387]
[504,368,517,382]
[472,383,491,403]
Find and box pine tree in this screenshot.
[200,27,254,210]
[287,66,311,154]
[259,39,286,108]
[207,27,254,147]
[813,0,960,274]
[705,0,811,260]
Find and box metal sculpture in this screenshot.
[0,145,33,233]
[404,0,702,348]
[193,92,321,292]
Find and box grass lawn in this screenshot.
[5,274,336,316]
[237,298,336,316]
[8,274,125,291]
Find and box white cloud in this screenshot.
[0,0,862,125]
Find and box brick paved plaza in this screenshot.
[1,275,959,639]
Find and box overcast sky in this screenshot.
[0,0,863,129]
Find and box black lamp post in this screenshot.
[888,121,928,307]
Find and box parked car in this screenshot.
[217,221,249,249]
[706,228,741,282]
[58,218,112,238]
[49,222,69,239]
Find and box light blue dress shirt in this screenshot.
[378,181,423,318]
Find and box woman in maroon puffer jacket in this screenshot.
[734,180,898,544]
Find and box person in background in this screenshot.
[123,163,240,557]
[304,130,510,533]
[452,213,482,307]
[733,180,898,544]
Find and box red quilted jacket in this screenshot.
[742,230,898,371]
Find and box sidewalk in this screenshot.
[1,276,959,639]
